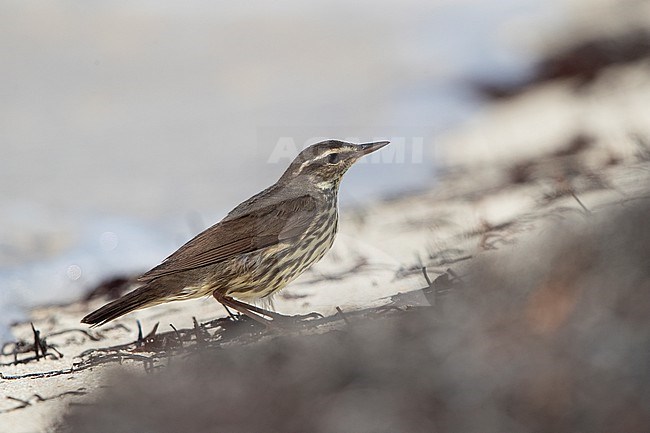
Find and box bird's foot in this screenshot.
[213,292,322,329]
[269,311,324,328]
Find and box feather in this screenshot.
[138,195,320,282]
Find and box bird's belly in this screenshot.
[223,217,337,300]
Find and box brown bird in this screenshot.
[82,140,389,327]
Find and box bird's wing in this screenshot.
[138,194,319,282]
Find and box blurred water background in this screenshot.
[0,0,571,339]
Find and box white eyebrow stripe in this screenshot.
[293,148,348,176]
[293,159,313,176]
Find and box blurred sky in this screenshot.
[0,0,561,215]
[0,0,568,335]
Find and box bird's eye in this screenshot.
[327,153,341,164]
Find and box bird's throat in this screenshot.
[315,179,337,191]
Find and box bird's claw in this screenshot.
[267,311,323,328]
[291,311,323,321]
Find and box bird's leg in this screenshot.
[212,292,322,328]
[225,297,323,323]
[212,292,276,327]
[222,304,239,321]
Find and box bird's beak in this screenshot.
[357,141,390,156]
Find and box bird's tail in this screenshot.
[81,285,156,327]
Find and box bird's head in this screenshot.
[279,140,389,190]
